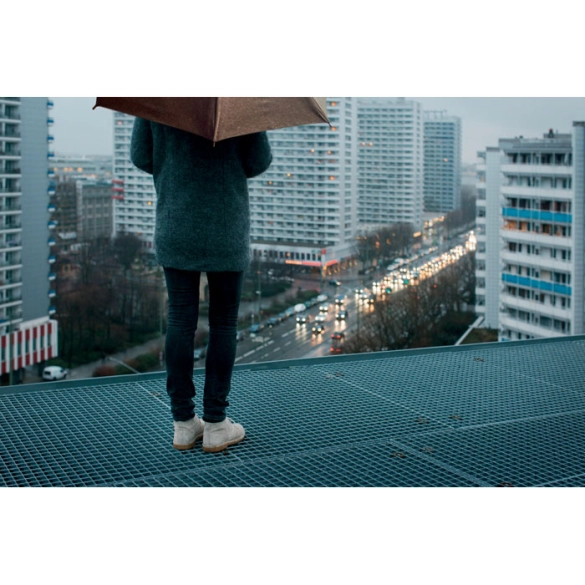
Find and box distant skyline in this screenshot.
[51,97,585,164]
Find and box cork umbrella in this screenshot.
[93,97,330,142]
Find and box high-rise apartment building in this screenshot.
[423,111,462,214]
[248,98,358,273]
[356,98,424,233]
[112,112,156,250]
[476,127,584,341]
[0,97,59,383]
[112,98,428,275]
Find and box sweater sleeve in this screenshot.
[130,118,154,175]
[239,132,272,178]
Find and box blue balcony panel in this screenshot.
[502,273,571,296]
[502,207,572,224]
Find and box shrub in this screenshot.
[93,365,117,377]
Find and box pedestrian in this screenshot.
[131,119,272,452]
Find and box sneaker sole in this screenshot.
[202,432,245,453]
[173,433,204,451]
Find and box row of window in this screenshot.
[507,242,571,260]
[503,220,571,237]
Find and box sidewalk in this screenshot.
[23,338,164,385]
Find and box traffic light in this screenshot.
[385,287,392,294]
[403,279,409,285]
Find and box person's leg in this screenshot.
[202,270,244,422]
[163,267,200,422]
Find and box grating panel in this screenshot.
[111,442,478,487]
[1,336,585,487]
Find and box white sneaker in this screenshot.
[202,418,245,453]
[173,415,205,451]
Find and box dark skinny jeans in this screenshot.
[163,268,244,423]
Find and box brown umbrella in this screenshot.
[93,97,330,142]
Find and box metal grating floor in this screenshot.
[2,335,585,487]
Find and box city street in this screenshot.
[232,229,475,365]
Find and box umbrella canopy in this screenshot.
[93,97,330,142]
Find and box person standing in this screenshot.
[131,119,272,452]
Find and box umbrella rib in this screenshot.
[213,98,222,144]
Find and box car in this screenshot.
[193,347,207,360]
[267,316,280,327]
[314,313,326,323]
[249,324,261,335]
[236,330,246,342]
[319,303,331,313]
[336,310,348,320]
[296,314,311,324]
[334,295,345,305]
[331,332,345,340]
[285,307,296,318]
[328,279,342,287]
[354,287,364,295]
[43,366,68,381]
[312,324,325,335]
[367,294,376,304]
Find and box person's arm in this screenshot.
[240,131,272,178]
[130,118,154,174]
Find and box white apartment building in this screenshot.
[112,112,156,251]
[423,111,462,213]
[248,98,358,274]
[476,126,585,341]
[0,97,59,383]
[356,97,424,234]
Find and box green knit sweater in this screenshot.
[130,118,272,272]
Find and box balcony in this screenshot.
[2,336,585,487]
[502,272,571,296]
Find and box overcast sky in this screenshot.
[52,97,585,164]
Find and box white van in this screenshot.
[43,366,68,381]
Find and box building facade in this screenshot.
[476,127,584,341]
[474,147,503,328]
[51,155,112,182]
[248,98,358,274]
[423,111,462,213]
[0,97,59,383]
[112,112,156,251]
[79,180,113,241]
[356,97,424,233]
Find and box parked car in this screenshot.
[267,316,280,327]
[249,324,261,335]
[43,366,68,381]
[236,330,246,342]
[193,346,207,360]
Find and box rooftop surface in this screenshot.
[2,335,585,487]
